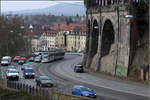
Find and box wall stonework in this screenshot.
[84,0,149,80]
[86,11,131,77]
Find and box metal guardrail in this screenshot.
[6,81,93,100]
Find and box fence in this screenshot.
[6,81,92,100]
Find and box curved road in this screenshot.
[0,55,149,100]
[32,55,149,100]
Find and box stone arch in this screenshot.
[90,19,99,58]
[100,19,115,57]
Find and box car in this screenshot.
[21,64,29,70]
[18,59,26,65]
[23,67,35,79]
[20,57,26,62]
[1,58,10,66]
[36,76,53,87]
[72,85,96,98]
[6,69,19,81]
[7,65,17,70]
[3,56,12,62]
[34,56,41,62]
[29,57,34,62]
[13,56,21,62]
[74,65,84,73]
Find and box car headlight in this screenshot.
[94,94,96,96]
[25,73,29,75]
[32,73,35,75]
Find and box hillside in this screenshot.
[3,2,86,16]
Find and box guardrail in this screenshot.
[6,81,93,100]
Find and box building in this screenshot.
[66,31,86,52]
[83,0,149,80]
[31,36,40,52]
[39,31,58,50]
[51,24,87,52]
[56,31,69,49]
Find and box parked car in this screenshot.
[13,56,21,62]
[36,76,53,87]
[74,65,84,73]
[29,57,34,62]
[18,59,26,65]
[21,64,29,70]
[6,69,19,81]
[23,67,35,79]
[72,85,96,98]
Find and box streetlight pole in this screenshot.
[115,0,120,75]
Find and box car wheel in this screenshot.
[36,83,38,86]
[50,84,53,87]
[16,77,19,81]
[72,92,74,94]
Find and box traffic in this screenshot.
[0,52,97,99]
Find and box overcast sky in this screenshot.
[1,1,83,13]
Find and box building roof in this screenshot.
[43,31,58,37]
[51,24,86,32]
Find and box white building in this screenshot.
[39,31,58,50]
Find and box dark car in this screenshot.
[23,67,35,79]
[72,85,96,98]
[18,59,26,65]
[36,76,53,87]
[29,57,34,62]
[74,65,84,73]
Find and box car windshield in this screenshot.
[20,59,24,61]
[43,55,48,59]
[9,70,18,73]
[25,69,34,73]
[8,66,16,68]
[40,77,50,80]
[15,56,20,58]
[2,59,8,61]
[78,66,83,68]
[81,87,92,92]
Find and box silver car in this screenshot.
[36,76,53,87]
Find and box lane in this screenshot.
[0,55,149,100]
[35,55,149,100]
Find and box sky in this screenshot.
[1,1,83,13]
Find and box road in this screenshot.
[0,55,149,100]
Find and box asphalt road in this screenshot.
[0,55,149,100]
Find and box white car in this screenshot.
[1,59,10,66]
[1,56,11,66]
[6,69,19,80]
